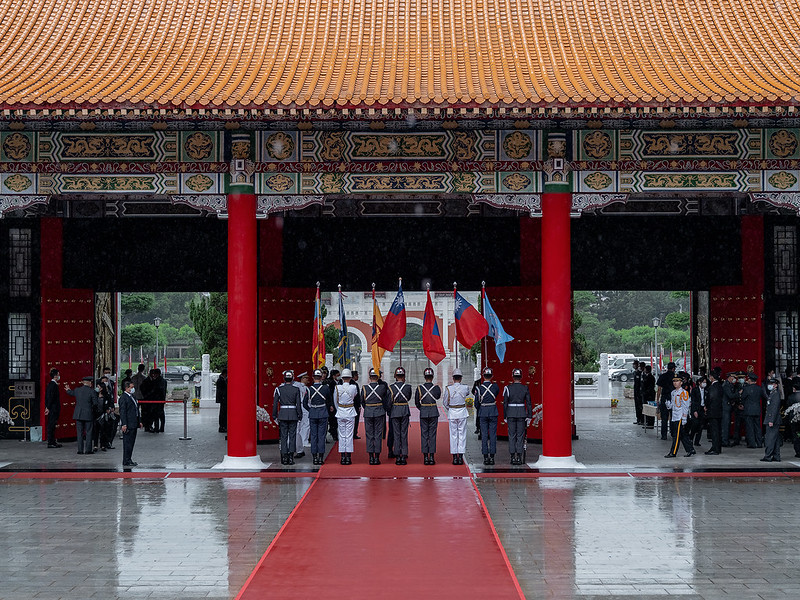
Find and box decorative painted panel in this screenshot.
[38,174,178,194]
[1,173,36,194]
[764,129,800,160]
[1,131,36,162]
[762,170,800,192]
[619,130,758,160]
[575,130,617,161]
[619,171,757,193]
[179,131,224,162]
[179,173,224,194]
[289,171,498,195]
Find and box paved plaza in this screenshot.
[2,386,799,599]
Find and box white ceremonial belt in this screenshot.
[310,404,327,408]
[508,403,525,407]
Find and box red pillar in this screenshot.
[227,191,258,458]
[541,191,573,458]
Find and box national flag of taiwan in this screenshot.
[378,281,406,352]
[371,290,385,373]
[334,290,350,368]
[454,290,488,348]
[312,287,325,369]
[422,290,446,365]
[482,289,514,363]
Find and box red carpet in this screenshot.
[320,420,470,478]
[236,477,524,600]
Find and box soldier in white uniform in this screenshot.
[665,376,694,458]
[389,366,412,465]
[335,369,358,465]
[293,372,310,459]
[272,370,303,465]
[415,367,441,465]
[502,368,532,465]
[361,368,390,465]
[442,368,470,465]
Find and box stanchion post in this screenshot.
[179,398,191,441]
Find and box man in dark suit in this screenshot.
[44,368,62,448]
[65,376,101,454]
[216,368,228,433]
[119,380,142,467]
[689,375,708,447]
[704,368,724,455]
[632,360,644,425]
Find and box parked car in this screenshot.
[611,367,636,382]
[164,365,194,381]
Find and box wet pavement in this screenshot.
[2,385,800,599]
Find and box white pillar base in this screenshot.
[529,455,586,470]
[212,455,270,470]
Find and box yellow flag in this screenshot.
[371,291,385,374]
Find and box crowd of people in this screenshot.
[630,360,800,462]
[265,364,533,466]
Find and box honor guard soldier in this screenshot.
[305,369,333,465]
[389,366,412,465]
[273,370,303,465]
[362,368,390,464]
[503,368,532,465]
[415,367,441,465]
[443,368,470,464]
[665,376,694,458]
[335,369,358,464]
[475,367,500,465]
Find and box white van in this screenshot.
[606,354,635,370]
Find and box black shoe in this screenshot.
[694,442,701,447]
[218,427,227,433]
[774,458,781,462]
[664,453,676,458]
[453,454,458,465]
[77,451,84,455]
[123,461,137,467]
[295,452,305,459]
[685,451,696,457]
[47,443,61,448]
[280,454,287,465]
[341,454,347,465]
[661,436,667,440]
[288,455,295,465]
[396,457,403,465]
[374,456,380,465]
[458,454,465,465]
[368,454,375,465]
[489,455,495,465]
[483,455,490,465]
[107,445,115,449]
[388,452,395,459]
[704,450,720,455]
[429,455,435,465]
[760,457,771,462]
[101,447,107,452]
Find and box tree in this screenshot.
[573,309,598,371]
[121,293,154,315]
[189,293,228,371]
[121,323,165,352]
[324,324,339,354]
[664,311,690,330]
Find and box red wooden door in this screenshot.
[257,287,316,442]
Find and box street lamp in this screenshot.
[154,317,161,367]
[652,317,660,375]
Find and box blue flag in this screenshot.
[482,290,514,363]
[334,290,351,368]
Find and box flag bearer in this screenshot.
[272,370,303,465]
[389,366,412,465]
[443,368,469,464]
[415,367,441,465]
[335,369,358,465]
[304,369,333,465]
[362,368,390,464]
[475,367,500,465]
[503,368,532,465]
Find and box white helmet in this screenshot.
[341,368,352,378]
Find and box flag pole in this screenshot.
[398,277,403,366]
[426,282,432,368]
[453,281,458,370]
[481,280,486,373]
[338,283,342,368]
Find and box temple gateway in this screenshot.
[2,0,799,467]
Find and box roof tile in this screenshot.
[0,0,799,110]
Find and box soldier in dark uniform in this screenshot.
[362,368,389,465]
[45,368,62,448]
[389,366,412,465]
[415,367,441,465]
[324,367,340,442]
[304,369,332,465]
[704,368,724,455]
[475,367,500,465]
[502,368,532,465]
[761,376,782,462]
[632,360,643,425]
[272,370,303,465]
[689,375,708,447]
[65,376,101,454]
[741,373,765,448]
[721,372,740,446]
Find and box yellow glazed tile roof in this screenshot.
[1,0,799,110]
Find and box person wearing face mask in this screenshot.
[721,372,740,447]
[761,376,782,462]
[690,376,708,447]
[45,368,63,448]
[740,373,766,448]
[119,380,142,467]
[65,376,102,454]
